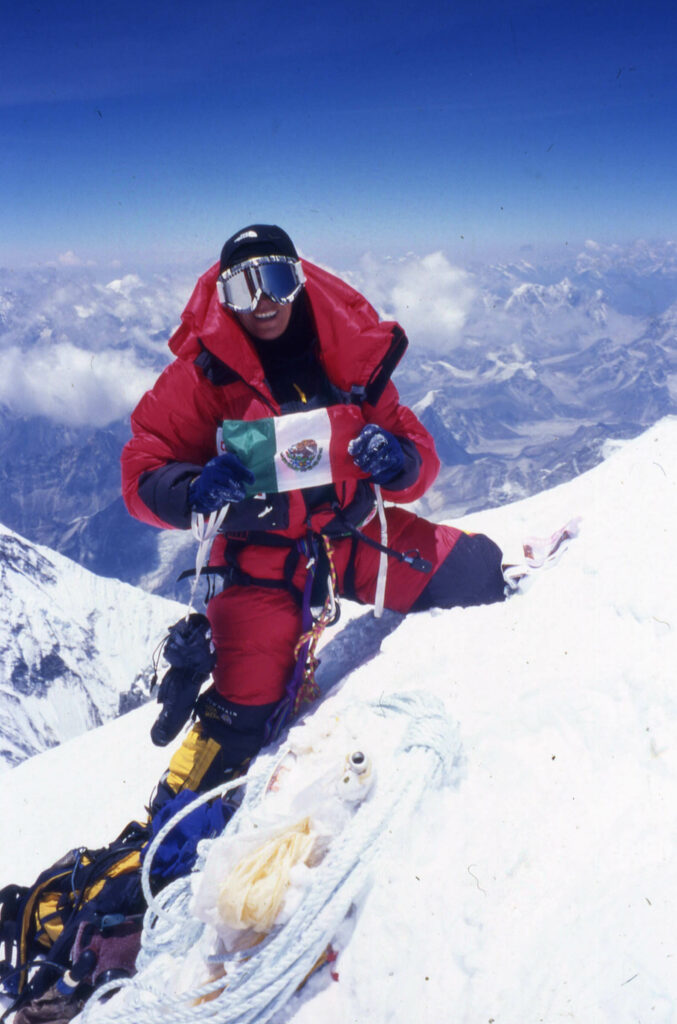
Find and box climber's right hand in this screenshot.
[188,453,255,512]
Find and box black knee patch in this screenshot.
[412,533,506,611]
[196,689,278,765]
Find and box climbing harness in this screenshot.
[329,505,433,576]
[172,500,433,747]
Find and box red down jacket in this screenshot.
[121,259,441,548]
[120,260,508,707]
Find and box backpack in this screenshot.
[0,820,150,1017]
[0,792,233,1020]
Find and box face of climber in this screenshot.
[235,295,293,341]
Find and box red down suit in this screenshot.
[122,260,504,705]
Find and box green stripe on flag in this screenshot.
[220,419,278,494]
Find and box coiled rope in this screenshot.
[79,691,459,1024]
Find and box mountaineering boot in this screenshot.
[147,690,278,815]
[148,722,238,815]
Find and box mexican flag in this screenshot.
[216,405,367,495]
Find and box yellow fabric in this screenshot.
[32,849,143,948]
[35,893,66,947]
[20,845,144,993]
[217,819,315,933]
[24,869,72,959]
[81,849,142,904]
[166,723,222,794]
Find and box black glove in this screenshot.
[348,424,405,485]
[150,614,217,747]
[188,453,255,512]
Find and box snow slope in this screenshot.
[1,417,676,1023]
[0,524,185,770]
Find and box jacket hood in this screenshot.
[167,260,407,398]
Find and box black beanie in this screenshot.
[219,224,298,273]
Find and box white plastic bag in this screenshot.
[191,712,375,950]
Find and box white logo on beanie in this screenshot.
[232,230,258,243]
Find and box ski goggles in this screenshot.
[217,256,306,313]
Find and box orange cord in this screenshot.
[292,537,338,713]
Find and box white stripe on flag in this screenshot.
[273,407,334,491]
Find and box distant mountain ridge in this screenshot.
[0,240,675,596]
[0,522,184,770]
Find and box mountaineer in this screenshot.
[121,224,506,803]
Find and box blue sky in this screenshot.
[2,0,676,268]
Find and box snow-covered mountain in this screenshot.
[0,522,184,771]
[2,417,675,1022]
[0,240,675,598]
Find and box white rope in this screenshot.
[373,484,387,619]
[78,692,458,1024]
[186,506,230,615]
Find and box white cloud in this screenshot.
[0,264,196,427]
[0,343,159,427]
[56,251,96,267]
[57,251,81,266]
[105,274,143,295]
[344,251,478,352]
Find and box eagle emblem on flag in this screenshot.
[279,438,323,473]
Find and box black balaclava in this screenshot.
[250,294,330,408]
